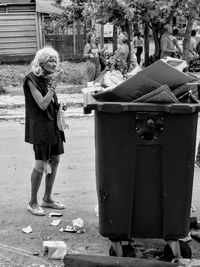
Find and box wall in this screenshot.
[0,3,41,63]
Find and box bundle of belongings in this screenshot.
[86,57,200,104]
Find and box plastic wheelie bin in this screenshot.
[84,93,200,261]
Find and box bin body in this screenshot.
[93,104,199,241]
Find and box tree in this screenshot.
[54,0,200,65]
[83,0,184,65]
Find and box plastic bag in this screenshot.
[104,70,124,88]
[161,56,188,72]
[57,102,67,131]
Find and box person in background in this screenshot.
[160,24,179,58]
[83,32,102,81]
[111,32,129,74]
[170,28,182,58]
[189,29,198,60]
[23,46,67,216]
[133,32,144,65]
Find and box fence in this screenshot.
[43,15,86,61]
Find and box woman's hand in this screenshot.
[51,69,64,88]
[61,101,68,111]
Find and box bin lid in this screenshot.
[83,94,200,114]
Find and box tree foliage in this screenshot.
[53,0,200,63]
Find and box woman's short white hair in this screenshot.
[31,46,60,76]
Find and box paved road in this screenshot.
[1,116,200,266]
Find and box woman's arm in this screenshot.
[28,80,55,110]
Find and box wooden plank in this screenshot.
[7,6,35,13]
[0,26,36,31]
[0,13,35,20]
[0,48,37,55]
[0,43,37,49]
[0,31,36,37]
[0,20,35,26]
[0,37,37,43]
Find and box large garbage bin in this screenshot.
[84,94,200,258]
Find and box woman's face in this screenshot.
[90,34,96,43]
[42,56,57,74]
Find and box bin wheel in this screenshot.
[109,243,136,257]
[163,240,192,262]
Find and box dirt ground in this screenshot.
[1,117,200,266]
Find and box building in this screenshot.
[0,0,84,62]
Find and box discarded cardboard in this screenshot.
[50,219,61,226]
[94,72,161,102]
[22,225,32,234]
[141,59,196,90]
[43,241,67,259]
[133,85,179,104]
[93,59,197,102]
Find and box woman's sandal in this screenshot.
[41,199,65,210]
[27,204,46,216]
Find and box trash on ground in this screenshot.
[64,225,77,233]
[172,257,200,266]
[60,218,86,234]
[43,240,67,260]
[49,212,63,217]
[32,250,40,256]
[50,219,61,226]
[72,217,84,230]
[191,205,196,212]
[22,225,32,234]
[94,204,99,217]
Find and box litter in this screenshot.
[22,225,32,234]
[64,225,76,233]
[94,204,99,217]
[49,212,63,217]
[60,218,86,234]
[92,59,197,102]
[43,241,67,259]
[72,217,84,230]
[172,257,200,266]
[50,219,61,226]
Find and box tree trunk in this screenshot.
[182,0,199,62]
[124,18,132,68]
[113,24,118,53]
[143,22,149,67]
[151,24,160,60]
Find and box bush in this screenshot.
[0,61,88,88]
[0,85,6,94]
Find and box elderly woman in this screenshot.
[23,46,67,216]
[111,32,129,74]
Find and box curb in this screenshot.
[63,254,178,267]
[0,107,93,121]
[0,94,89,120]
